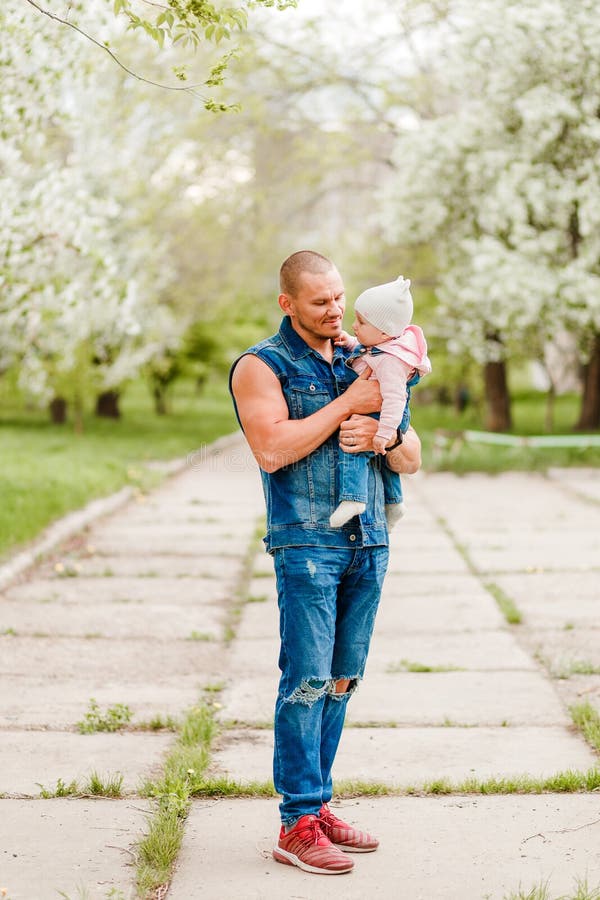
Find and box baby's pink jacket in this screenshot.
[347,325,431,441]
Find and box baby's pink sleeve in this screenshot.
[369,355,413,441]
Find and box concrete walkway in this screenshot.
[1,438,599,899]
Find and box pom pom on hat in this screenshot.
[354,276,413,336]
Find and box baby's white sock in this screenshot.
[385,502,406,530]
[329,500,366,528]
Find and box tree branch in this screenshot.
[23,0,211,100]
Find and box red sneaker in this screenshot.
[273,814,354,874]
[318,803,379,853]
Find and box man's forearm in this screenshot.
[255,393,356,473]
[386,426,422,474]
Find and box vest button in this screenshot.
[309,384,316,391]
[349,534,356,542]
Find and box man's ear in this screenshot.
[278,293,293,316]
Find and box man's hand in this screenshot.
[341,368,382,416]
[339,417,422,474]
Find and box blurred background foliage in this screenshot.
[1,0,599,556]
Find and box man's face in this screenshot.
[280,267,346,343]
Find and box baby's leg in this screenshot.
[330,449,368,528]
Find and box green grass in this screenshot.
[1,379,598,567]
[0,377,236,561]
[37,771,124,798]
[76,699,133,734]
[484,582,523,624]
[136,701,218,898]
[504,878,600,900]
[386,659,464,673]
[413,389,600,473]
[570,702,600,752]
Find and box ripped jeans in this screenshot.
[272,544,389,825]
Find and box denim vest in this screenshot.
[229,316,388,553]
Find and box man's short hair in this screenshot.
[279,250,334,297]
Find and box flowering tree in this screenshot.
[0,0,185,425]
[382,0,600,430]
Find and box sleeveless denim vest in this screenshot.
[229,316,388,553]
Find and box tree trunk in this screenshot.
[544,383,555,433]
[483,361,512,431]
[576,333,600,430]
[95,390,121,419]
[153,384,168,415]
[49,396,67,424]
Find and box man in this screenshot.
[230,251,421,876]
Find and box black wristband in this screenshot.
[386,432,404,451]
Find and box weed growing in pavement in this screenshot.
[76,699,133,734]
[135,701,218,897]
[504,877,600,900]
[37,772,124,798]
[203,681,225,694]
[37,778,79,798]
[85,771,124,797]
[552,659,600,679]
[246,594,268,603]
[386,659,464,674]
[136,714,178,732]
[484,581,523,624]
[186,630,214,641]
[503,882,551,900]
[570,702,600,752]
[0,628,17,637]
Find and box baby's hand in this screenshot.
[334,330,354,348]
[372,434,388,455]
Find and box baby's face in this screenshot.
[352,312,390,346]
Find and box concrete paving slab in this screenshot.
[225,631,534,679]
[0,678,203,728]
[348,670,571,726]
[221,671,570,727]
[521,627,600,671]
[251,553,275,576]
[457,533,600,575]
[548,467,600,503]
[0,798,147,900]
[0,637,224,726]
[90,521,257,542]
[493,572,600,627]
[378,578,506,632]
[0,600,224,640]
[64,554,243,578]
[3,575,233,606]
[386,548,471,575]
[168,796,600,900]
[0,730,173,795]
[235,601,279,641]
[212,725,597,786]
[89,534,250,558]
[368,630,535,671]
[0,636,222,681]
[416,474,600,541]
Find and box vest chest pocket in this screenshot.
[285,375,331,418]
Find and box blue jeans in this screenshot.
[272,544,389,825]
[339,451,403,505]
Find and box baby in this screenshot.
[330,275,431,529]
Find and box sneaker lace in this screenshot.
[299,816,328,846]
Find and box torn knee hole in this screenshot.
[284,678,328,707]
[329,677,359,699]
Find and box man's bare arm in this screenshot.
[386,426,421,474]
[231,354,382,473]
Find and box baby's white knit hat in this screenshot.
[354,276,413,336]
